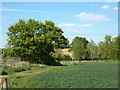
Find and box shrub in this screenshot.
[14,67,23,72]
[63,55,72,60]
[68,48,72,52]
[1,49,8,59]
[14,66,31,72]
[23,66,31,70]
[72,59,79,61]
[1,66,31,75]
[50,52,62,61]
[50,52,72,61]
[54,60,62,66]
[1,66,15,75]
[2,70,8,75]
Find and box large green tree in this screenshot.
[7,19,68,64]
[71,36,88,60]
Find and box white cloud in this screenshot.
[74,12,112,21]
[0,9,23,11]
[0,8,50,13]
[78,24,92,27]
[59,23,76,27]
[101,5,110,9]
[58,23,92,28]
[113,7,118,10]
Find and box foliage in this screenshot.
[87,40,98,60]
[50,52,62,61]
[7,19,68,64]
[71,36,88,60]
[1,70,7,75]
[1,55,31,69]
[97,35,119,60]
[6,18,119,63]
[1,49,8,59]
[0,49,2,55]
[62,54,72,60]
[70,35,119,60]
[62,43,71,48]
[1,66,31,75]
[68,48,73,52]
[50,52,72,61]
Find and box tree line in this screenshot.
[71,35,120,60]
[1,19,119,65]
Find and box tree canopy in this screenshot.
[97,35,120,60]
[7,19,68,64]
[87,40,98,60]
[71,36,88,60]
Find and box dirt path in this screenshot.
[0,76,8,78]
[15,69,50,76]
[14,66,63,76]
[0,66,61,78]
[1,61,82,77]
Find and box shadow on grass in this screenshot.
[48,62,67,66]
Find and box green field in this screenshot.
[6,60,118,88]
[33,60,118,88]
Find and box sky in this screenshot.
[0,2,118,48]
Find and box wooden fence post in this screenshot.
[1,78,7,90]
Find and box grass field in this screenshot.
[5,60,118,88]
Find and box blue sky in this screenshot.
[0,2,118,48]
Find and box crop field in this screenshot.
[33,60,118,88]
[6,60,118,88]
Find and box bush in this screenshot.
[14,66,31,72]
[2,69,8,75]
[50,52,72,61]
[63,55,72,60]
[50,52,62,61]
[1,66,15,75]
[1,49,8,59]
[14,67,23,72]
[23,66,31,70]
[53,60,62,66]
[1,66,31,75]
[68,48,72,52]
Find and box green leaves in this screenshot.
[7,19,68,64]
[87,40,98,60]
[72,36,88,60]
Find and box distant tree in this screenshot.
[97,35,118,60]
[110,35,120,60]
[98,37,111,60]
[87,40,98,60]
[71,36,88,60]
[62,42,71,48]
[118,35,120,60]
[104,35,112,59]
[7,19,68,64]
